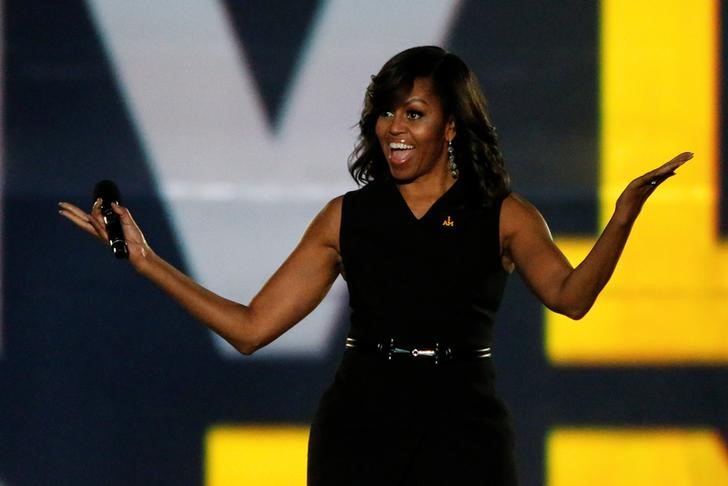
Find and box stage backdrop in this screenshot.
[1,1,727,485]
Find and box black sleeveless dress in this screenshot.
[308,179,517,486]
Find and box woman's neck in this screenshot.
[395,168,456,219]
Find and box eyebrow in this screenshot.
[404,97,429,105]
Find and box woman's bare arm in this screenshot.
[500,151,692,319]
[58,196,343,354]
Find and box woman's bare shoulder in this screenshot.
[301,195,344,252]
[501,192,548,232]
[322,195,344,224]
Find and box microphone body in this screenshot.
[93,180,129,259]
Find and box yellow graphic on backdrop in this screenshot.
[549,429,728,486]
[206,425,308,486]
[548,1,728,485]
[547,0,728,365]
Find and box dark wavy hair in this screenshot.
[348,46,510,203]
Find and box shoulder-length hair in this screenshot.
[348,46,510,203]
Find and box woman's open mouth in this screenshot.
[388,142,414,165]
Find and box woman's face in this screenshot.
[375,77,456,183]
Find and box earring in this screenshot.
[447,140,458,179]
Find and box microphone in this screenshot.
[93,180,129,259]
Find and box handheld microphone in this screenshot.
[93,180,129,259]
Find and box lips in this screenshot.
[388,142,414,165]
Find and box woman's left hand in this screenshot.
[614,151,693,225]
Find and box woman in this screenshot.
[59,46,691,485]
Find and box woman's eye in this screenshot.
[379,110,422,120]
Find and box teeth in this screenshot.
[389,142,414,150]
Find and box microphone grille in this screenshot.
[93,180,123,205]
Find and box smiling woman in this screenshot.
[374,78,455,187]
[58,45,691,486]
[351,46,510,205]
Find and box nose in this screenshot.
[387,112,406,135]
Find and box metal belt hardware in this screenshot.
[345,337,491,364]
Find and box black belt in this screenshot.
[345,337,491,364]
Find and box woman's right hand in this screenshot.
[58,199,154,267]
[60,195,343,355]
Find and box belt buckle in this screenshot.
[413,344,437,358]
[384,339,446,364]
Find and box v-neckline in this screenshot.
[392,179,460,222]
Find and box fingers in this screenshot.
[110,202,140,237]
[636,151,693,188]
[669,151,694,165]
[90,197,102,218]
[655,151,693,175]
[111,201,131,223]
[58,202,94,233]
[58,201,107,241]
[88,197,110,239]
[87,212,109,241]
[58,201,88,220]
